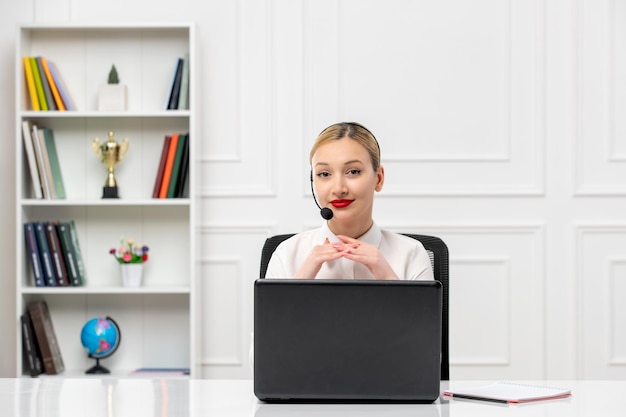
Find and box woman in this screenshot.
[265,122,433,280]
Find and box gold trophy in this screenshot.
[93,131,129,198]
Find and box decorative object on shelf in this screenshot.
[92,131,129,198]
[80,316,121,374]
[98,64,127,111]
[120,263,143,287]
[110,236,149,287]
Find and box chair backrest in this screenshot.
[259,233,450,380]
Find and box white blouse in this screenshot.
[265,222,434,280]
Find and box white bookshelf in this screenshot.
[14,23,197,377]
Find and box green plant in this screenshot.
[109,236,149,264]
[107,65,119,84]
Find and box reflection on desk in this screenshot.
[1,378,624,417]
[254,402,440,417]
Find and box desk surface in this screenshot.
[0,378,623,417]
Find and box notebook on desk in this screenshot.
[253,279,442,403]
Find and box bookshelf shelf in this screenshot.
[21,286,191,295]
[15,23,196,378]
[20,199,191,207]
[21,111,191,119]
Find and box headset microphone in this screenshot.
[310,172,334,220]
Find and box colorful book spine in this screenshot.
[159,133,179,198]
[152,135,172,198]
[167,58,184,110]
[30,57,48,111]
[42,128,66,199]
[167,133,187,198]
[68,220,87,285]
[56,222,81,286]
[45,222,69,286]
[35,57,56,111]
[174,133,190,198]
[31,124,52,199]
[34,222,56,286]
[21,120,43,199]
[47,60,74,111]
[35,126,56,199]
[41,57,66,111]
[177,53,190,110]
[23,222,44,287]
[27,301,65,375]
[23,57,40,111]
[21,313,43,377]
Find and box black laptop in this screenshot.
[253,279,442,403]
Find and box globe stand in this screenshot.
[81,316,121,375]
[86,356,111,374]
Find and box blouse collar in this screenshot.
[320,221,382,247]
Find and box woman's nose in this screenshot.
[331,176,347,195]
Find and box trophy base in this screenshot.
[102,186,119,199]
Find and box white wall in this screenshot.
[2,0,626,380]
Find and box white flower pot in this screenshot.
[120,263,143,287]
[98,84,127,111]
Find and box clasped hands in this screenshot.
[294,235,399,280]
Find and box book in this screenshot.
[443,382,572,404]
[174,133,190,198]
[40,57,66,111]
[44,222,69,286]
[21,120,43,199]
[167,58,184,110]
[159,133,179,198]
[30,57,48,111]
[67,220,87,285]
[36,126,56,199]
[167,133,187,198]
[152,135,172,198]
[42,128,66,199]
[21,313,43,377]
[23,222,44,287]
[47,60,75,111]
[56,222,82,286]
[34,222,57,286]
[165,57,182,109]
[177,53,190,110]
[31,124,52,199]
[23,56,40,110]
[27,300,65,375]
[36,57,57,111]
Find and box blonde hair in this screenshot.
[309,122,381,171]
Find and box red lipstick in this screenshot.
[331,199,353,208]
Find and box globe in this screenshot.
[80,316,121,374]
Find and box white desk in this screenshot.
[0,379,622,417]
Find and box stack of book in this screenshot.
[23,221,86,287]
[23,56,74,111]
[165,54,190,110]
[21,121,66,200]
[21,300,65,376]
[152,133,190,198]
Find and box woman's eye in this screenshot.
[346,169,361,176]
[316,172,330,178]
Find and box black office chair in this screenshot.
[259,233,450,380]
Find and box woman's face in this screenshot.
[311,137,384,225]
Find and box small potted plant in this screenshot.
[110,236,149,287]
[98,64,127,111]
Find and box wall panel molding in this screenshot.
[574,0,626,195]
[303,0,546,196]
[577,225,626,378]
[198,0,276,198]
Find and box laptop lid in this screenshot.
[254,279,442,403]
